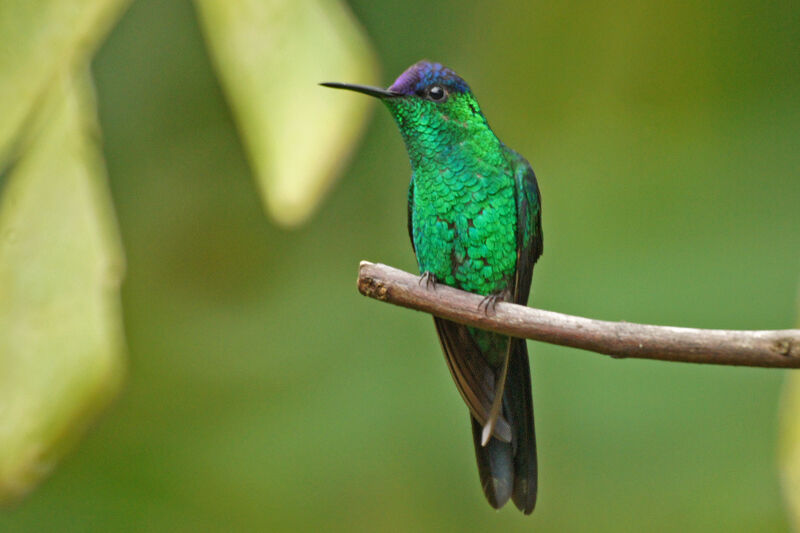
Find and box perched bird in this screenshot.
[322,61,543,514]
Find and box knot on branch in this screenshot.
[358,261,389,301]
[774,338,800,358]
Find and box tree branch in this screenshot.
[357,261,800,368]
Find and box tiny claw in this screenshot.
[419,271,437,290]
[478,289,511,316]
[478,293,502,316]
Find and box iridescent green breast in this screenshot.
[411,153,517,296]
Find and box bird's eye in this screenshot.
[427,85,447,102]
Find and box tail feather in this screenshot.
[471,338,537,514]
[508,338,537,514]
[471,417,513,508]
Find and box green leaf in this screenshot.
[194,0,380,226]
[0,68,126,504]
[780,287,800,529]
[0,0,131,167]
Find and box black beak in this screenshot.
[319,82,401,99]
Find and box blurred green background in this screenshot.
[3,0,800,531]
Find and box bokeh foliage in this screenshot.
[0,0,129,502]
[2,0,799,531]
[0,68,126,504]
[195,0,379,226]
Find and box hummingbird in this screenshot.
[322,61,543,514]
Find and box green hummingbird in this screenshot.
[322,60,543,514]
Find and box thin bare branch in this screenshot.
[357,261,800,368]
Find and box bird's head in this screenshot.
[322,61,489,148]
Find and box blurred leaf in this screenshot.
[0,0,131,167]
[780,284,800,530]
[0,68,126,504]
[194,0,379,226]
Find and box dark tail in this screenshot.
[471,337,537,514]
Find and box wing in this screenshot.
[505,147,543,305]
[479,147,542,445]
[506,148,541,513]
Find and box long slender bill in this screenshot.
[320,82,401,99]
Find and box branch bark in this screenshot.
[357,261,800,368]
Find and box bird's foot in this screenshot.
[418,271,438,290]
[478,289,509,316]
